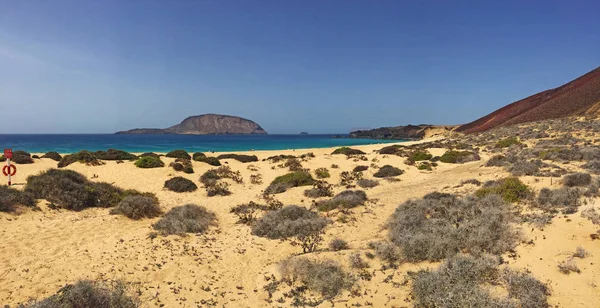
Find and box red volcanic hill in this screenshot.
[457,66,600,134]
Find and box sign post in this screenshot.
[3,149,16,186]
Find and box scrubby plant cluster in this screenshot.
[265,171,315,194]
[316,190,367,212]
[135,156,164,168]
[165,149,191,160]
[42,151,62,161]
[339,171,363,185]
[412,254,549,308]
[373,165,403,178]
[94,149,137,161]
[314,167,330,179]
[109,194,162,220]
[388,193,519,262]
[152,204,216,235]
[304,181,334,198]
[0,185,36,212]
[475,177,532,203]
[58,150,105,168]
[217,153,258,163]
[170,158,194,174]
[331,147,366,156]
[278,257,355,300]
[164,176,198,193]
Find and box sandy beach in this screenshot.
[1,138,599,307]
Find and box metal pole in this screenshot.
[7,158,11,186]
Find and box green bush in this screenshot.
[42,151,62,161]
[475,177,531,203]
[417,162,432,171]
[378,145,403,155]
[58,150,104,168]
[0,185,36,212]
[195,156,221,166]
[165,149,191,160]
[11,150,34,164]
[192,152,206,160]
[331,147,365,156]
[410,151,433,161]
[352,165,369,172]
[110,195,162,220]
[495,136,521,148]
[439,150,480,164]
[316,190,367,212]
[412,254,549,308]
[134,156,164,168]
[22,279,140,308]
[265,171,315,194]
[152,204,216,235]
[314,167,330,179]
[217,153,258,163]
[94,149,137,161]
[139,152,160,158]
[388,194,519,262]
[164,177,197,192]
[373,165,403,178]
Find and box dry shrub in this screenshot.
[164,177,197,193]
[340,171,363,185]
[508,160,542,176]
[169,158,194,174]
[206,182,231,197]
[94,149,137,161]
[581,208,600,224]
[22,279,140,308]
[230,201,267,225]
[573,246,590,258]
[557,258,580,274]
[279,257,355,299]
[353,165,369,172]
[357,179,379,188]
[152,204,216,235]
[388,194,519,262]
[316,190,367,212]
[11,150,34,164]
[349,253,369,269]
[252,205,329,239]
[460,178,482,186]
[563,173,592,187]
[582,160,600,174]
[0,185,36,212]
[368,241,401,263]
[486,154,508,167]
[304,181,334,198]
[536,187,582,213]
[250,174,263,184]
[373,165,403,178]
[284,158,304,171]
[412,254,549,308]
[25,169,126,211]
[328,238,349,251]
[58,150,104,168]
[109,195,162,220]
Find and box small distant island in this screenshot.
[299,132,308,135]
[116,114,268,135]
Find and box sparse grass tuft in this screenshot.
[558,258,580,274]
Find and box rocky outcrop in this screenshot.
[116,114,267,135]
[457,66,600,134]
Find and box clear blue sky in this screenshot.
[1,0,599,134]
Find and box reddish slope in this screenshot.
[457,66,600,134]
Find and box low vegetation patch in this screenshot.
[353,165,369,172]
[206,182,232,196]
[536,187,582,213]
[22,279,140,308]
[170,158,194,174]
[11,150,34,164]
[194,156,221,166]
[152,204,216,235]
[304,181,334,198]
[25,169,132,211]
[230,201,268,225]
[373,165,403,178]
[409,151,433,162]
[328,238,349,251]
[475,177,531,203]
[134,156,164,168]
[283,158,304,171]
[563,172,592,187]
[94,149,137,161]
[164,176,198,192]
[0,185,36,212]
[110,194,162,220]
[166,149,191,160]
[42,151,62,161]
[314,167,330,179]
[378,144,403,155]
[265,171,315,194]
[217,153,258,163]
[58,150,104,168]
[316,190,367,212]
[252,205,329,239]
[494,136,521,148]
[192,152,206,160]
[331,147,365,156]
[279,257,355,300]
[439,150,480,164]
[412,254,549,308]
[357,178,379,188]
[388,194,519,262]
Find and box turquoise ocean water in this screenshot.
[0,134,401,154]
